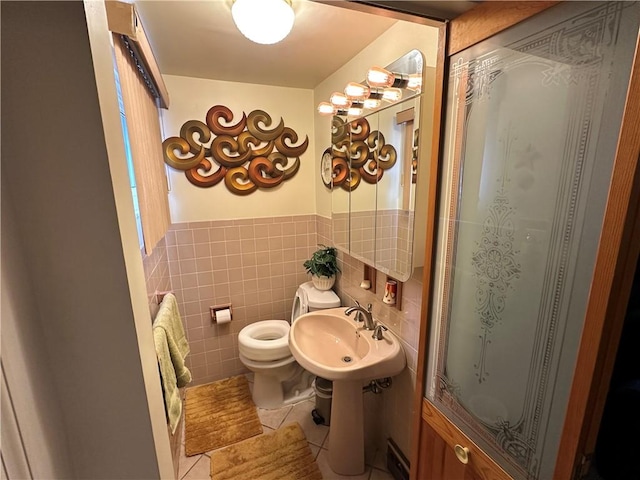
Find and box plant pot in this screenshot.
[312,275,335,291]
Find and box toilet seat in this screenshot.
[238,352,296,370]
[238,320,290,362]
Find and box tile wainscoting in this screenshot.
[142,214,422,463]
[318,215,421,457]
[142,236,172,320]
[166,215,318,385]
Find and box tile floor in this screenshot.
[177,376,395,480]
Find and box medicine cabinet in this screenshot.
[330,50,429,281]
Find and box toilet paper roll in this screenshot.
[215,308,232,324]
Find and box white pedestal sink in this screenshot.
[289,307,406,475]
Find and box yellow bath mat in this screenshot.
[210,422,323,480]
[184,375,263,456]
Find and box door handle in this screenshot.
[454,444,469,464]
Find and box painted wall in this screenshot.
[1,2,173,477]
[166,216,317,385]
[2,176,74,479]
[161,75,316,223]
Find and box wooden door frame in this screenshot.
[410,1,640,479]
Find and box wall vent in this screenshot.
[387,438,410,480]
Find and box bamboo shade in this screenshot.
[113,33,171,254]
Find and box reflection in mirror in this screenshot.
[331,49,424,282]
[331,116,350,253]
[375,97,420,280]
[350,115,379,266]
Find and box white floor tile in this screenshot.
[181,455,210,480]
[370,448,389,471]
[178,444,200,480]
[308,442,321,459]
[370,467,395,480]
[282,399,329,447]
[315,449,371,480]
[257,404,293,429]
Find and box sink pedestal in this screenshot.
[328,380,365,475]
[288,308,406,474]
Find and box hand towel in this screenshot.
[153,293,191,387]
[153,327,183,433]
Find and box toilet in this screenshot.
[238,281,341,409]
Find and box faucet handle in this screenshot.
[372,324,388,340]
[367,303,373,313]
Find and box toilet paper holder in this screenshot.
[209,303,233,323]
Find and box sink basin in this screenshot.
[289,307,407,476]
[289,307,406,381]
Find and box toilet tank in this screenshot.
[291,281,340,322]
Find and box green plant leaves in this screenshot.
[303,244,341,278]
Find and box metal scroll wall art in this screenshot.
[162,105,308,195]
[329,116,397,191]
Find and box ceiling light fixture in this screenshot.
[231,0,295,45]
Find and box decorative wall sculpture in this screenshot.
[162,105,308,195]
[328,116,397,191]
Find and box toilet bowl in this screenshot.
[238,282,341,409]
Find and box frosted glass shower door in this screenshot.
[425,2,640,479]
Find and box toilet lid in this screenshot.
[300,281,341,309]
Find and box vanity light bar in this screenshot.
[317,66,420,116]
[363,98,381,109]
[344,82,370,101]
[317,102,336,115]
[382,88,402,103]
[329,91,351,108]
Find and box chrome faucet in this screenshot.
[372,324,388,340]
[345,302,375,330]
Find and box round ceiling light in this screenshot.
[231,0,295,45]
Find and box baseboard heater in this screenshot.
[387,438,410,480]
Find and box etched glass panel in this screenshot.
[425,2,639,478]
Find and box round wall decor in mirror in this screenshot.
[321,148,333,188]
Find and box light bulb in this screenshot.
[330,92,351,108]
[367,66,394,88]
[317,102,335,115]
[231,0,295,45]
[382,88,402,102]
[344,82,370,101]
[348,106,363,116]
[363,98,381,109]
[407,74,422,91]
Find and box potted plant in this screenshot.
[304,244,341,290]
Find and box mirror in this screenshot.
[331,50,424,281]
